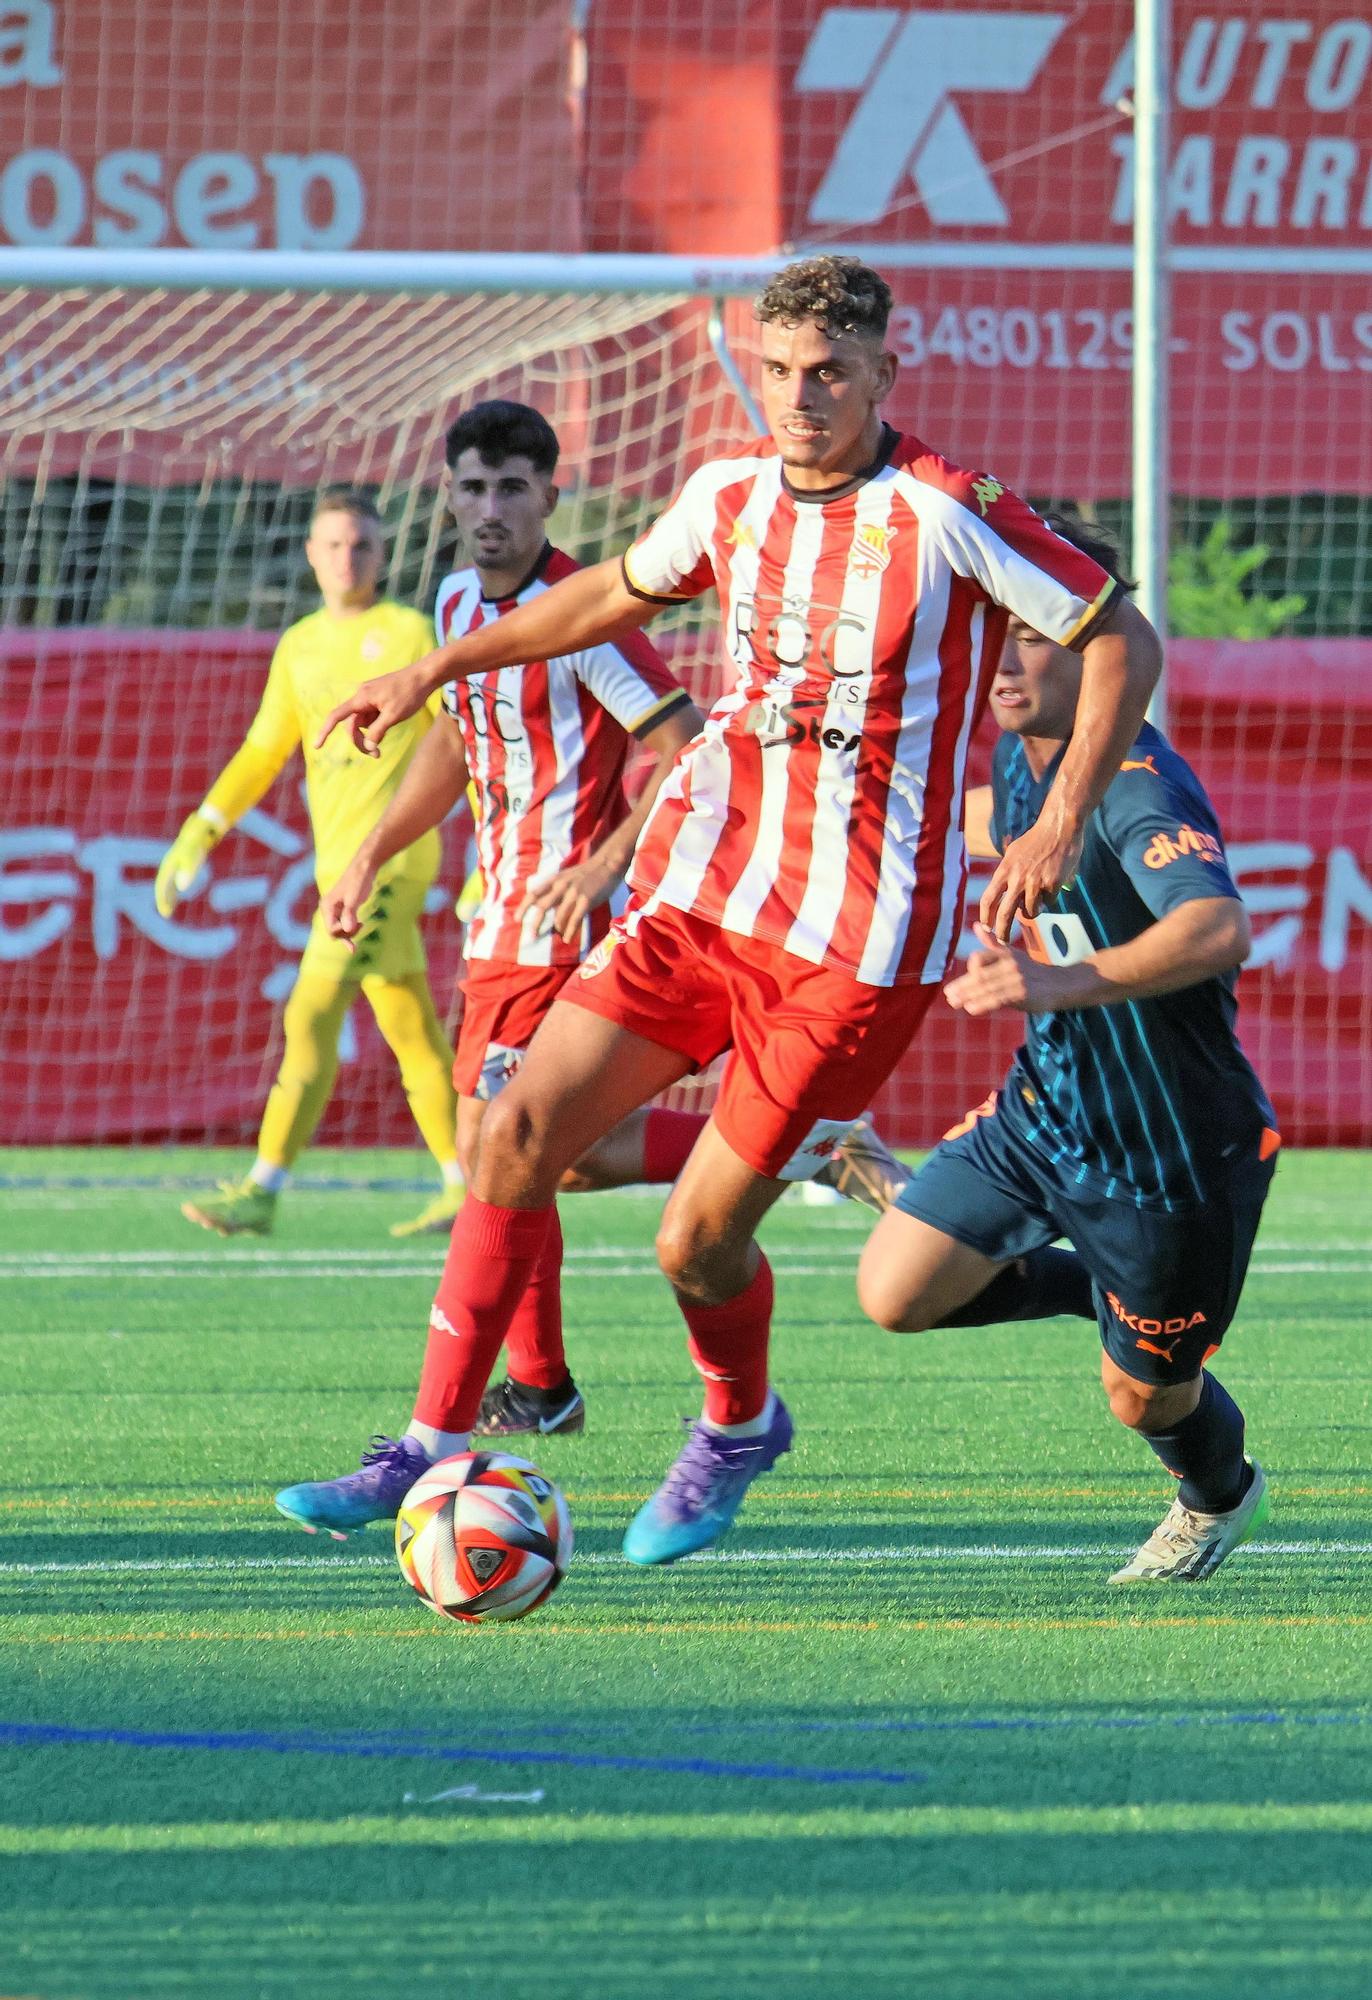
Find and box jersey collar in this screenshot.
[780,423,900,506]
[481,540,555,606]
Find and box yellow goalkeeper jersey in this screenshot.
[240,600,442,891]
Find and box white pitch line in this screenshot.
[0,1263,858,1282]
[2,1259,1368,1284]
[1,1541,1368,1580]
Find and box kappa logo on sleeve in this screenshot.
[1142,825,1227,871]
[970,474,1005,516]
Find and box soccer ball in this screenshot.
[394,1451,572,1624]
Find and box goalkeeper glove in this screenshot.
[155,809,225,917]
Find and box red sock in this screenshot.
[641,1108,708,1184]
[679,1253,774,1427]
[504,1208,566,1390]
[413,1197,553,1432]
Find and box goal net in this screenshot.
[2,233,1370,1158]
[0,266,768,1150]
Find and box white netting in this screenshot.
[0,282,759,1147]
[3,0,1371,1151]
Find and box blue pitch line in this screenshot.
[0,1719,924,1788]
[0,1174,435,1193]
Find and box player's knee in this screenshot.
[655,1213,740,1301]
[856,1259,933,1333]
[1103,1368,1196,1432]
[654,1213,703,1289]
[476,1090,545,1178]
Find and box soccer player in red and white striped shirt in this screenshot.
[293,404,700,1471]
[291,257,1162,1564]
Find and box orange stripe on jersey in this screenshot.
[1259,1127,1282,1162]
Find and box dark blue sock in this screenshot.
[937,1247,1094,1328]
[1139,1371,1249,1513]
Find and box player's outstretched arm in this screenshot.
[154,740,289,916]
[317,559,656,759]
[520,702,704,944]
[322,714,470,945]
[947,900,1250,1017]
[981,596,1162,940]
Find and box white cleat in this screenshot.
[814,1115,911,1214]
[1109,1458,1269,1583]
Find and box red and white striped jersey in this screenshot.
[621,431,1119,989]
[436,544,691,967]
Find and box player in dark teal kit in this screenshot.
[859,515,1279,1584]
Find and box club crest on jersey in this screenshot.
[848,521,895,579]
[971,474,1004,516]
[361,634,386,661]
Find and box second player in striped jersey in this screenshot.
[299,256,1164,1567]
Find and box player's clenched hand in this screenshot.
[320,857,377,948]
[944,925,1045,1016]
[519,854,620,946]
[316,658,438,757]
[154,811,220,917]
[980,816,1084,943]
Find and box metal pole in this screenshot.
[707,298,766,435]
[1132,0,1170,726]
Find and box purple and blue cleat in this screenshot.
[622,1395,793,1565]
[274,1434,431,1541]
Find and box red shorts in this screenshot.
[562,902,937,1180]
[451,958,573,1101]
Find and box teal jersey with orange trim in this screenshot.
[989,721,1275,1210]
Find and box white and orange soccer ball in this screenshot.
[394,1451,572,1624]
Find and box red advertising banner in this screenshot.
[587,0,1372,495]
[0,629,467,1149]
[3,631,1369,1151]
[0,1,579,253]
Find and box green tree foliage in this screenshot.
[1167,517,1307,638]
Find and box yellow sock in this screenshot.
[256,971,352,1171]
[365,972,458,1172]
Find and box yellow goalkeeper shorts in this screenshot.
[298,874,433,986]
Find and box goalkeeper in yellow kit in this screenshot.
[156,488,464,1239]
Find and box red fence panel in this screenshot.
[2,632,1369,1149]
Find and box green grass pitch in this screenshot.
[0,1145,1368,2000]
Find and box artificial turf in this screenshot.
[0,1146,1368,1999]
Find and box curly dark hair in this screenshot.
[1042,511,1137,594]
[754,255,893,342]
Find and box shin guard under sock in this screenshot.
[1139,1370,1249,1514]
[503,1208,567,1392]
[413,1198,553,1433]
[679,1254,774,1428]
